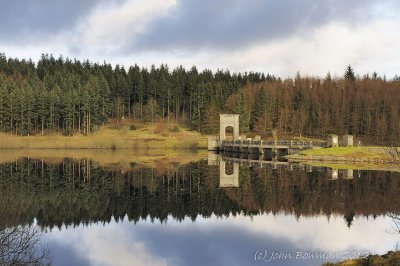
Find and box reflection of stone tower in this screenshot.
[220,114,239,141]
[219,160,239,188]
[328,168,339,180]
[342,169,354,179]
[207,152,220,166]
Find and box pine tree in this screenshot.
[234,93,250,133]
[36,84,48,135]
[0,76,8,131]
[251,87,267,130]
[47,87,60,130]
[325,71,332,82]
[62,90,75,135]
[253,87,272,136]
[98,76,111,124]
[344,65,356,81]
[202,99,220,134]
[144,98,160,124]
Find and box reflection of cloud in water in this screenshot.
[43,214,399,266]
[45,240,91,266]
[44,221,169,266]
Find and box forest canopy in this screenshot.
[222,71,400,145]
[0,52,399,144]
[0,52,269,136]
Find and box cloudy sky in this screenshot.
[1,0,399,78]
[44,214,399,266]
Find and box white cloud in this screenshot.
[0,0,177,63]
[1,1,399,79]
[88,16,400,79]
[78,0,177,53]
[191,18,400,78]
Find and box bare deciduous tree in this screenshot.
[0,226,50,265]
[387,213,400,235]
[385,146,400,162]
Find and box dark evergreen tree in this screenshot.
[344,65,356,81]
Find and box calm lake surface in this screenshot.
[0,153,399,266]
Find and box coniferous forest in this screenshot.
[1,52,400,144]
[1,158,399,229]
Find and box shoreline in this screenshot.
[0,147,208,150]
[0,148,208,170]
[323,250,400,266]
[0,121,208,150]
[287,146,396,163]
[285,146,400,171]
[287,159,400,172]
[286,155,395,164]
[0,135,207,149]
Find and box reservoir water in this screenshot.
[0,153,399,265]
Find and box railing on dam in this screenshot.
[221,140,326,148]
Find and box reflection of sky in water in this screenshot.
[43,214,399,266]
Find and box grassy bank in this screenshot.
[323,250,400,266]
[0,148,207,170]
[301,161,400,172]
[286,146,400,171]
[0,120,207,149]
[287,147,391,162]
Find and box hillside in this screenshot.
[213,76,400,145]
[323,251,400,266]
[0,119,207,149]
[1,53,400,146]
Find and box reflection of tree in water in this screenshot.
[0,226,50,265]
[344,212,355,228]
[1,158,400,229]
[384,197,400,234]
[386,212,400,234]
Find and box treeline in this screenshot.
[0,53,270,135]
[205,67,400,144]
[1,52,400,144]
[1,158,399,229]
[233,167,400,226]
[0,158,243,229]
